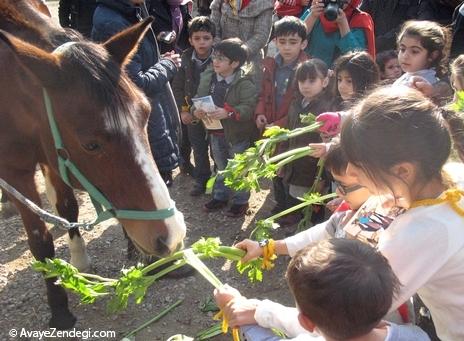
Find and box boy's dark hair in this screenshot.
[286,239,400,340]
[188,16,216,38]
[376,50,398,73]
[214,38,249,68]
[274,16,307,41]
[324,142,347,175]
[333,51,380,97]
[295,58,329,82]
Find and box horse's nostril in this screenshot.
[155,236,169,256]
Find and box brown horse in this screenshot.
[0,0,186,329]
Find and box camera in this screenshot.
[323,0,347,21]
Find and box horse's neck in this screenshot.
[0,0,64,49]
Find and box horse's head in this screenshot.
[0,19,186,256]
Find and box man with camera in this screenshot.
[303,0,375,66]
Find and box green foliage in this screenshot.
[108,266,156,313]
[449,90,464,112]
[32,258,111,304]
[236,259,264,282]
[221,114,322,191]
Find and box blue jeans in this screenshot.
[210,134,250,205]
[188,122,211,185]
[240,325,281,341]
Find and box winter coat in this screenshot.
[172,47,212,111]
[254,51,309,128]
[92,0,179,172]
[283,92,335,187]
[149,0,192,54]
[194,67,258,145]
[59,0,97,37]
[360,0,418,52]
[210,0,274,61]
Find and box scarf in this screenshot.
[319,0,376,58]
[166,0,189,38]
[226,0,251,15]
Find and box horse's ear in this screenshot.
[102,17,154,66]
[0,30,60,86]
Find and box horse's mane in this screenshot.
[59,42,139,133]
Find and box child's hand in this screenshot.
[255,114,267,129]
[162,50,181,68]
[310,0,324,18]
[235,239,263,263]
[327,197,343,212]
[181,111,194,124]
[317,111,341,136]
[193,109,207,119]
[214,284,242,309]
[209,108,229,120]
[308,142,328,158]
[222,297,259,327]
[410,76,433,98]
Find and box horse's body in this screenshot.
[0,0,186,329]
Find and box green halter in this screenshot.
[42,88,176,229]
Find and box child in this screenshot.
[394,20,449,87]
[376,49,402,82]
[448,54,464,162]
[281,59,335,226]
[214,239,429,340]
[192,38,258,217]
[254,16,309,216]
[172,16,215,196]
[340,85,464,340]
[332,51,380,110]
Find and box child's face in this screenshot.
[189,31,214,58]
[398,36,431,73]
[332,171,370,210]
[298,76,328,100]
[451,72,464,93]
[382,57,402,80]
[275,33,307,65]
[212,53,239,77]
[337,70,354,101]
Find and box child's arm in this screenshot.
[225,79,258,122]
[171,56,193,124]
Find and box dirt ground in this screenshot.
[0,170,295,341]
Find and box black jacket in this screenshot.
[59,0,97,37]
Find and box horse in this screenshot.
[0,0,186,329]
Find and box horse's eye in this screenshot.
[82,142,101,152]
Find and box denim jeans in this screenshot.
[210,134,250,205]
[187,122,211,185]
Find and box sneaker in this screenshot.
[203,199,228,212]
[190,184,205,196]
[225,203,249,218]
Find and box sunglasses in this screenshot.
[334,181,363,196]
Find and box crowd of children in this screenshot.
[86,1,464,340]
[164,4,464,341]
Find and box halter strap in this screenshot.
[42,88,176,227]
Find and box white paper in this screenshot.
[192,96,223,130]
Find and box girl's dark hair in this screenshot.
[214,38,249,67]
[376,50,398,73]
[295,58,329,82]
[324,142,347,175]
[188,16,216,38]
[333,51,380,97]
[341,86,457,189]
[397,20,451,78]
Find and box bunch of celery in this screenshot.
[32,238,270,313]
[221,114,322,191]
